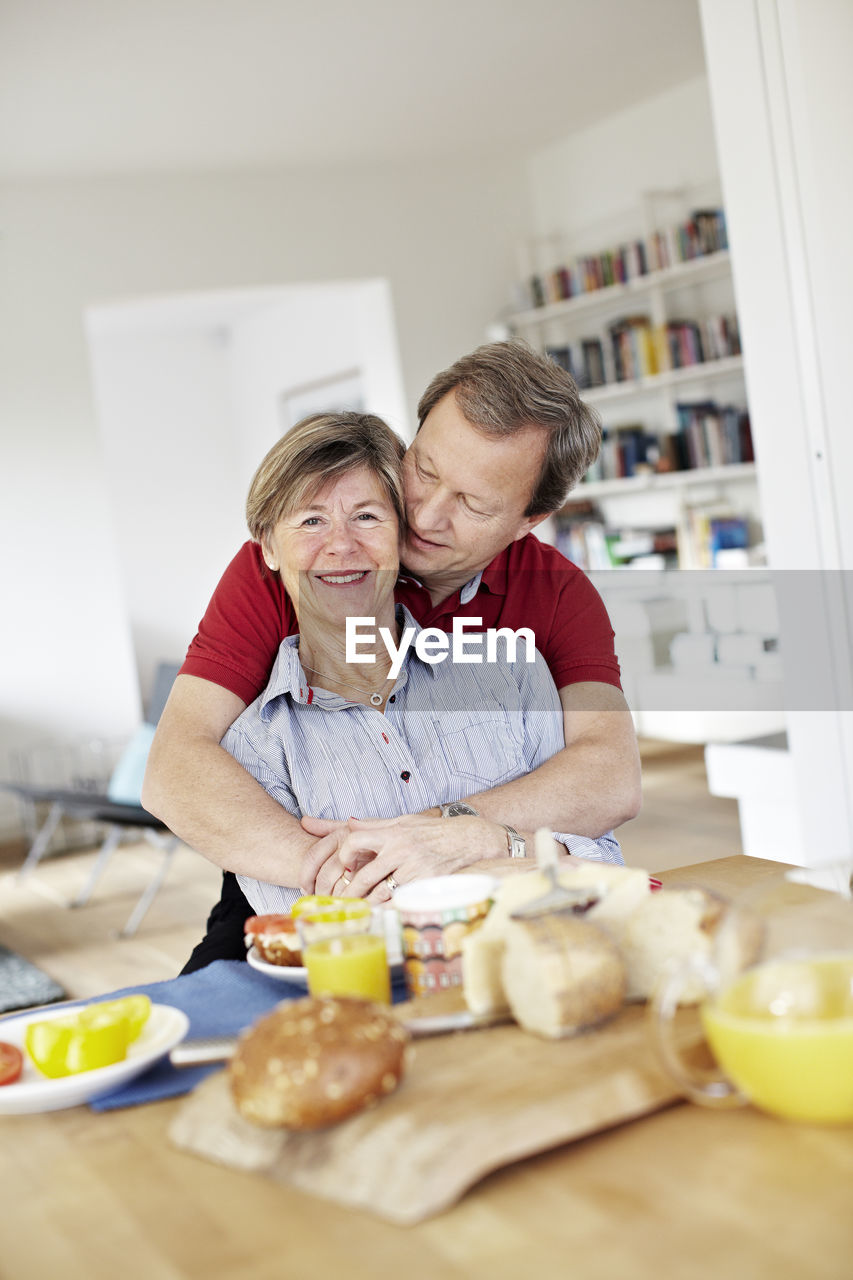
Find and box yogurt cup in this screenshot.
[392,874,497,998]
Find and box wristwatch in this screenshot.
[440,801,479,818]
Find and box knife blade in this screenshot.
[169,1008,510,1067]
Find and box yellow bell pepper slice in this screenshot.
[25,995,152,1078]
[25,1018,77,1079]
[79,995,152,1042]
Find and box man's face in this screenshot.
[401,390,549,596]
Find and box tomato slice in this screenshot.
[0,1042,23,1086]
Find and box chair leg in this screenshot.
[17,802,65,879]
[70,824,123,907]
[119,836,180,938]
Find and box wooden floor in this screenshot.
[0,741,741,1002]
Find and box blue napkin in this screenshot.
[88,960,303,1111]
[88,959,409,1111]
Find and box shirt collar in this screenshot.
[459,572,483,605]
[398,543,510,610]
[478,544,510,596]
[258,603,438,720]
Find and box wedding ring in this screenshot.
[340,871,352,887]
[385,873,400,893]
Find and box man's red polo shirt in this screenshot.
[180,536,621,705]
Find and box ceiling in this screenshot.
[0,0,706,179]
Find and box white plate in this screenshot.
[247,908,404,985]
[246,947,310,985]
[0,1002,190,1115]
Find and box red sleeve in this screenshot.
[180,542,297,705]
[546,567,622,691]
[505,538,621,691]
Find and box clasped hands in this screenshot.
[298,812,509,903]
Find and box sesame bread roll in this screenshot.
[228,996,410,1129]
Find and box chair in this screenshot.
[3,663,183,937]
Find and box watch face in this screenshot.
[444,802,478,818]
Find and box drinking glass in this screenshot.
[296,901,391,1004]
[650,865,853,1123]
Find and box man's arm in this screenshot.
[299,680,641,896]
[141,674,316,885]
[461,681,642,837]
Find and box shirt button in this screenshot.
[400,770,411,782]
[389,695,396,703]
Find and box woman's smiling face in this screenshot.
[262,465,401,628]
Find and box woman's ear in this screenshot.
[260,536,278,572]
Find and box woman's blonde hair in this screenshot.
[246,411,407,544]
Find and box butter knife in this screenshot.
[169,1009,510,1067]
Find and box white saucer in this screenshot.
[0,1002,189,1115]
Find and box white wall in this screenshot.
[226,280,409,496]
[0,159,528,826]
[87,317,244,702]
[698,0,853,860]
[87,278,409,699]
[525,75,722,263]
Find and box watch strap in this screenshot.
[501,824,527,858]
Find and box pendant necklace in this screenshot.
[302,664,390,707]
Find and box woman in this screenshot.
[223,411,621,915]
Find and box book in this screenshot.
[582,339,606,388]
[512,208,730,306]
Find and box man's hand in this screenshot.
[299,814,508,902]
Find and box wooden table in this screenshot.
[2,856,851,1280]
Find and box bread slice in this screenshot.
[501,915,626,1039]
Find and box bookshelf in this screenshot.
[510,248,734,329]
[504,204,779,743]
[576,459,756,501]
[582,353,744,407]
[505,210,758,570]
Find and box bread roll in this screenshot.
[462,864,650,1016]
[501,915,626,1038]
[244,914,302,967]
[609,887,743,1002]
[228,996,410,1129]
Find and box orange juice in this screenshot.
[304,934,391,1004]
[701,953,853,1123]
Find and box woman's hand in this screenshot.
[299,813,508,903]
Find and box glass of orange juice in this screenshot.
[649,865,853,1123]
[296,901,391,1005]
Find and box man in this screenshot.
[142,341,641,969]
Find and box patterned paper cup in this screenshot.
[392,875,497,998]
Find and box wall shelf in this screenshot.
[509,250,733,329]
[569,460,757,502]
[582,354,744,406]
